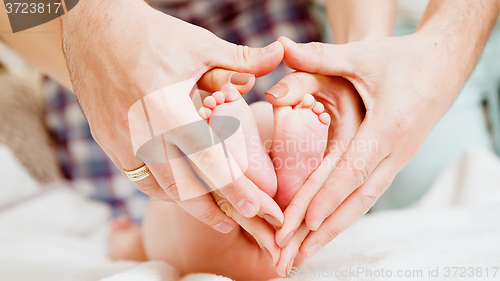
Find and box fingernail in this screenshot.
[265,84,288,99]
[237,200,256,217]
[306,244,321,259]
[213,222,233,233]
[286,257,294,277]
[263,214,282,228]
[280,231,294,248]
[278,264,288,278]
[262,247,274,267]
[230,73,254,85]
[261,41,280,54]
[312,216,327,231]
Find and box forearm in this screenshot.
[416,0,500,82]
[325,0,397,44]
[0,1,72,90]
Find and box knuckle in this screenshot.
[219,183,239,201]
[286,200,302,215]
[197,205,220,225]
[242,45,251,62]
[350,165,370,187]
[309,42,324,54]
[325,225,341,241]
[234,44,252,64]
[250,229,261,242]
[323,185,344,211]
[209,70,218,89]
[217,199,234,218]
[340,154,370,188]
[321,180,343,207]
[290,73,307,89]
[160,177,180,200]
[135,180,161,196]
[308,43,325,73]
[357,190,379,213]
[284,200,307,223]
[192,147,224,172]
[330,192,344,211]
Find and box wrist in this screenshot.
[61,0,151,35]
[412,26,475,83]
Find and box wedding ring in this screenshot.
[124,164,152,182]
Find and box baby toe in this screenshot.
[203,96,217,109]
[313,102,324,114]
[319,112,331,125]
[302,94,315,108]
[199,107,212,119]
[221,84,242,102]
[212,91,225,104]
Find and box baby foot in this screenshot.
[199,84,277,198]
[271,94,330,210]
[108,215,147,261]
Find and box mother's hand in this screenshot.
[62,0,284,233]
[268,33,467,267]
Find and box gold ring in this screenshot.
[124,164,152,182]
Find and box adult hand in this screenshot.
[61,0,285,233]
[211,190,282,267]
[269,3,498,262]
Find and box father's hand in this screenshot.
[61,0,285,232]
[268,0,500,261]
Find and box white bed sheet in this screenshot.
[0,146,499,281]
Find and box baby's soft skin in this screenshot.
[142,200,280,280]
[108,84,330,280]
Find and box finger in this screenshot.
[171,140,264,220]
[153,145,240,233]
[299,157,398,259]
[278,36,357,77]
[102,144,172,201]
[114,141,174,201]
[198,69,256,94]
[275,223,309,277]
[166,119,262,219]
[265,71,323,105]
[275,148,343,248]
[111,126,237,233]
[255,188,284,229]
[212,192,281,267]
[305,120,392,231]
[209,39,284,77]
[216,176,261,218]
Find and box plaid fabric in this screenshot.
[43,0,320,221]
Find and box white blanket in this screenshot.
[0,146,499,281]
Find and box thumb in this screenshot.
[278,36,358,77]
[198,69,256,95]
[209,39,284,77]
